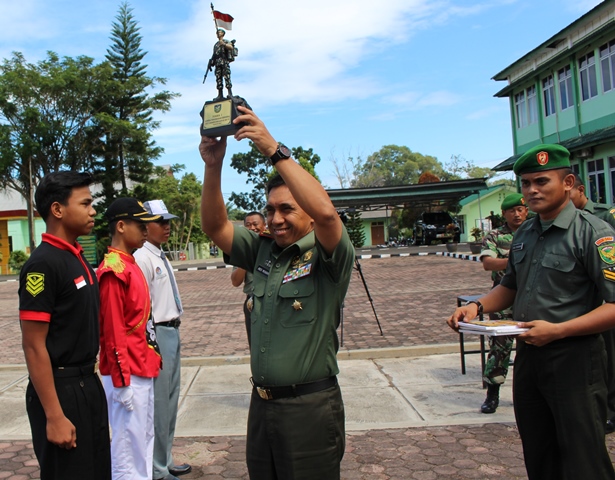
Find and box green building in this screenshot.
[493,0,615,204]
[457,184,518,242]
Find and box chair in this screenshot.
[456,294,486,385]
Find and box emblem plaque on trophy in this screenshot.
[200,3,251,137]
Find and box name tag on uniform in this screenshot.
[511,243,524,252]
[256,265,270,276]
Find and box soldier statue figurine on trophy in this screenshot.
[200,3,251,137]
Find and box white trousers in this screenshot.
[102,375,155,480]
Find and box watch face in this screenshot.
[279,144,291,157]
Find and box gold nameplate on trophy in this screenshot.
[203,100,232,129]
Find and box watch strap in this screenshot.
[269,144,291,165]
[467,300,483,316]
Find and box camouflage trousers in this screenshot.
[215,64,232,92]
[483,311,514,385]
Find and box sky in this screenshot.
[0,0,605,201]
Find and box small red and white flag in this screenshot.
[213,10,233,30]
[74,275,87,290]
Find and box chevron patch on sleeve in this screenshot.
[26,273,45,297]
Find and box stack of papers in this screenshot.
[458,319,529,337]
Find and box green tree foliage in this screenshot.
[345,210,365,248]
[92,1,178,205]
[229,142,321,211]
[9,250,29,273]
[0,51,115,250]
[443,154,496,181]
[352,145,445,187]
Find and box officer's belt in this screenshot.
[53,362,97,378]
[157,318,181,328]
[251,376,337,401]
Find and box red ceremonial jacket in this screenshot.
[97,248,161,387]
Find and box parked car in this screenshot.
[412,211,460,245]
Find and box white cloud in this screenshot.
[152,0,500,105]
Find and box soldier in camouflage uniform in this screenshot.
[570,172,615,433]
[210,29,237,100]
[478,193,528,413]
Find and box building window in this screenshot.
[600,40,615,93]
[514,86,538,128]
[515,92,527,128]
[527,85,537,124]
[543,75,556,116]
[558,65,573,110]
[610,157,615,204]
[579,52,598,101]
[571,162,580,175]
[588,158,606,203]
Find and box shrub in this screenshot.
[9,250,29,273]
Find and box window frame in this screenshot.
[579,52,598,101]
[542,75,556,116]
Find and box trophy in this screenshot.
[200,3,251,137]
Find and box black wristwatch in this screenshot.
[467,300,483,316]
[269,144,292,165]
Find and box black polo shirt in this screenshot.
[19,233,100,367]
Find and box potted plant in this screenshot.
[445,223,458,252]
[469,227,484,255]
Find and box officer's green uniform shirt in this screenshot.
[583,198,615,230]
[227,225,355,386]
[500,201,615,322]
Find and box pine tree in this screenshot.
[346,210,366,248]
[94,1,178,202]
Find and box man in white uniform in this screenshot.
[134,200,191,480]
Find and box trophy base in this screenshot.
[199,96,251,137]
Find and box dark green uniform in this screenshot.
[232,266,255,344]
[479,224,515,385]
[582,198,615,424]
[227,225,355,480]
[584,198,615,229]
[500,201,615,480]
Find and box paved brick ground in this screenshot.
[0,255,491,364]
[3,426,615,479]
[3,256,615,478]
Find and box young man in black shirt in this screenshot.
[19,171,111,480]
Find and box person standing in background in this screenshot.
[478,193,528,414]
[230,211,267,345]
[134,200,191,480]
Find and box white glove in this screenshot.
[113,386,134,411]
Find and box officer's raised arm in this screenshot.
[199,135,235,254]
[233,106,342,254]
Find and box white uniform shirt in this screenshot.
[134,241,183,324]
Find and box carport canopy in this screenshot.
[325,178,489,211]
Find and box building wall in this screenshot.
[8,218,45,254]
[510,29,615,155]
[458,186,517,242]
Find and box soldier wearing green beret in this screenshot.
[478,193,528,414]
[448,143,615,480]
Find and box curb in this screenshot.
[0,343,478,372]
[437,252,481,262]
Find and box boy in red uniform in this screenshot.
[97,198,162,480]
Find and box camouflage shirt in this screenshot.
[480,223,514,286]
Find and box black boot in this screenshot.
[481,384,500,414]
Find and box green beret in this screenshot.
[513,143,571,175]
[501,193,526,211]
